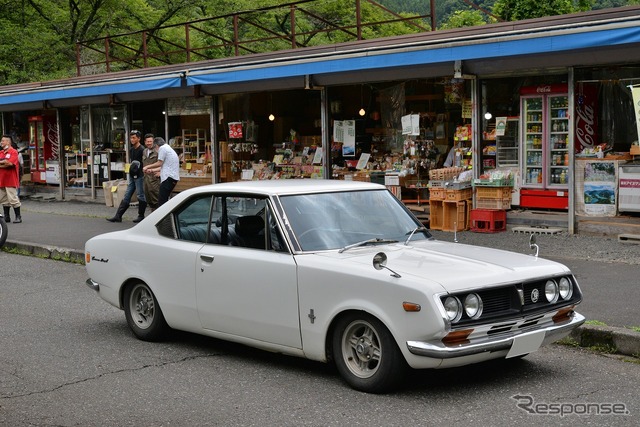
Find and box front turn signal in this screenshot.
[402,302,421,312]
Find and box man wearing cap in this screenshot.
[143,137,180,207]
[107,130,147,223]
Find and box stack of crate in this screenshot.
[470,184,512,233]
[475,186,512,210]
[428,181,472,232]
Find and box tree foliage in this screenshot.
[0,0,636,85]
[492,0,592,21]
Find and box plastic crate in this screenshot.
[472,178,514,187]
[475,186,512,199]
[470,209,507,233]
[446,187,473,201]
[476,197,511,210]
[443,200,469,231]
[445,181,472,190]
[429,200,444,230]
[429,180,446,188]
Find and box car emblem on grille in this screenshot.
[531,288,540,303]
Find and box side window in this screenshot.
[226,197,267,249]
[168,193,289,252]
[176,196,213,243]
[267,207,287,252]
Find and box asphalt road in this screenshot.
[0,254,638,426]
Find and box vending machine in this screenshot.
[519,84,570,209]
[28,115,55,184]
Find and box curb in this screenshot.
[569,324,640,358]
[3,240,639,359]
[3,240,85,264]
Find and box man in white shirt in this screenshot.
[142,137,180,207]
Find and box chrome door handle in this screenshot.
[200,255,214,263]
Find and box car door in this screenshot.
[195,194,301,349]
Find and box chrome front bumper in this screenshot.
[407,312,585,359]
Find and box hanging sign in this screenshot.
[166,97,210,116]
[575,83,599,153]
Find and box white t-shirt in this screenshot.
[157,144,180,182]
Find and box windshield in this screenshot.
[279,189,431,251]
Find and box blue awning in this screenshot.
[186,25,640,86]
[0,74,183,107]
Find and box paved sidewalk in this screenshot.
[2,197,639,360]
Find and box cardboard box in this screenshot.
[102,179,120,207]
[112,179,137,206]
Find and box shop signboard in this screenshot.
[167,97,210,116]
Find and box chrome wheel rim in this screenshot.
[341,319,381,379]
[129,284,155,330]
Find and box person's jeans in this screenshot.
[158,177,178,207]
[122,175,146,205]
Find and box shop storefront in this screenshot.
[1,7,640,233]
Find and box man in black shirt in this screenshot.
[107,130,147,223]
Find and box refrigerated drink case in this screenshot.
[520,85,569,209]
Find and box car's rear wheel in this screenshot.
[124,282,168,341]
[332,313,406,393]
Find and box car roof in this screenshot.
[182,179,387,197]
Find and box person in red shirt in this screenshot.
[0,134,22,223]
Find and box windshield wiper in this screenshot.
[404,226,428,245]
[338,238,398,253]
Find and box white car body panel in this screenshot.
[195,245,301,348]
[85,180,583,378]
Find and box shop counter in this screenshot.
[174,175,214,192]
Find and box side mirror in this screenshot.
[372,252,388,270]
[529,234,539,257]
[373,252,401,278]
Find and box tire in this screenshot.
[0,217,7,248]
[332,312,407,393]
[123,282,169,341]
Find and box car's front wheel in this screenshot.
[124,282,169,341]
[332,313,407,393]
[0,216,7,247]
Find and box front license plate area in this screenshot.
[506,330,545,358]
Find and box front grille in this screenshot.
[442,275,581,326]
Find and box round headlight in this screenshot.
[443,296,462,322]
[559,277,573,300]
[545,280,559,303]
[464,293,483,319]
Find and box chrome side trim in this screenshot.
[407,312,585,359]
[85,278,100,292]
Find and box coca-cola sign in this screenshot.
[575,83,599,153]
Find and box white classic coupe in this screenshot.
[85,180,584,393]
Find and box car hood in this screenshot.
[311,239,570,294]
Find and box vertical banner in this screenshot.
[575,83,599,153]
[631,86,640,144]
